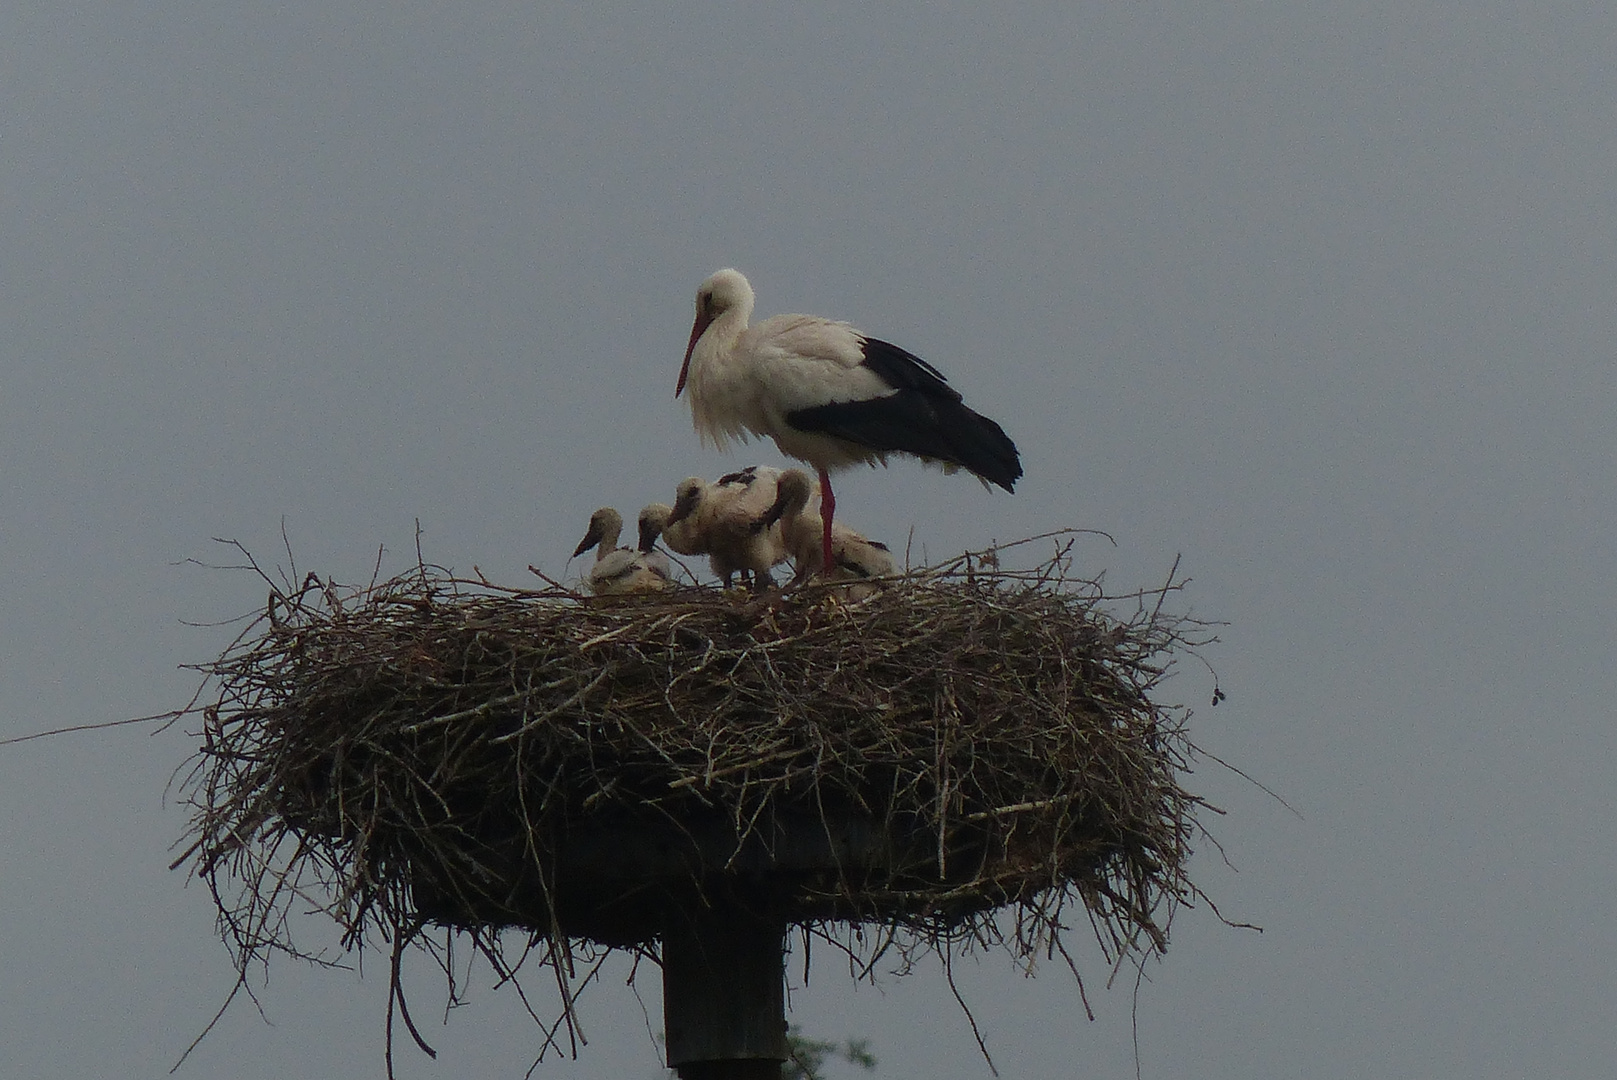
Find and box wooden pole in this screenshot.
[663,901,786,1080]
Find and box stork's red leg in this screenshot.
[817,466,835,574]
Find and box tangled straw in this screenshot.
[172,533,1221,1070]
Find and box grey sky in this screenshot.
[2,2,1613,1077]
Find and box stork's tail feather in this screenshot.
[939,401,1022,492]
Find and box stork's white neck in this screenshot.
[686,301,758,451]
[704,291,753,351]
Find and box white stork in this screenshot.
[572,507,670,595]
[760,468,896,591]
[662,467,790,589]
[676,268,1022,572]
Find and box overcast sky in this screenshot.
[2,2,1614,1077]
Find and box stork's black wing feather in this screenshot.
[858,338,962,400]
[786,337,1023,492]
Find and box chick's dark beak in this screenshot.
[637,516,661,553]
[666,489,699,527]
[572,521,603,559]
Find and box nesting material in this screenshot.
[175,534,1216,1048]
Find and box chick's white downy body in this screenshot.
[765,469,895,593]
[659,467,789,588]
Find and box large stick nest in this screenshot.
[174,534,1219,1056]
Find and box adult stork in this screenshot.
[676,268,1022,571]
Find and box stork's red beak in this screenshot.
[676,310,713,397]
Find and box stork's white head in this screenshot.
[700,268,754,317]
[677,268,757,396]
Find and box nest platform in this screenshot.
[175,537,1214,1065]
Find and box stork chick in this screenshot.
[572,507,670,595]
[664,469,789,590]
[759,468,895,591]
